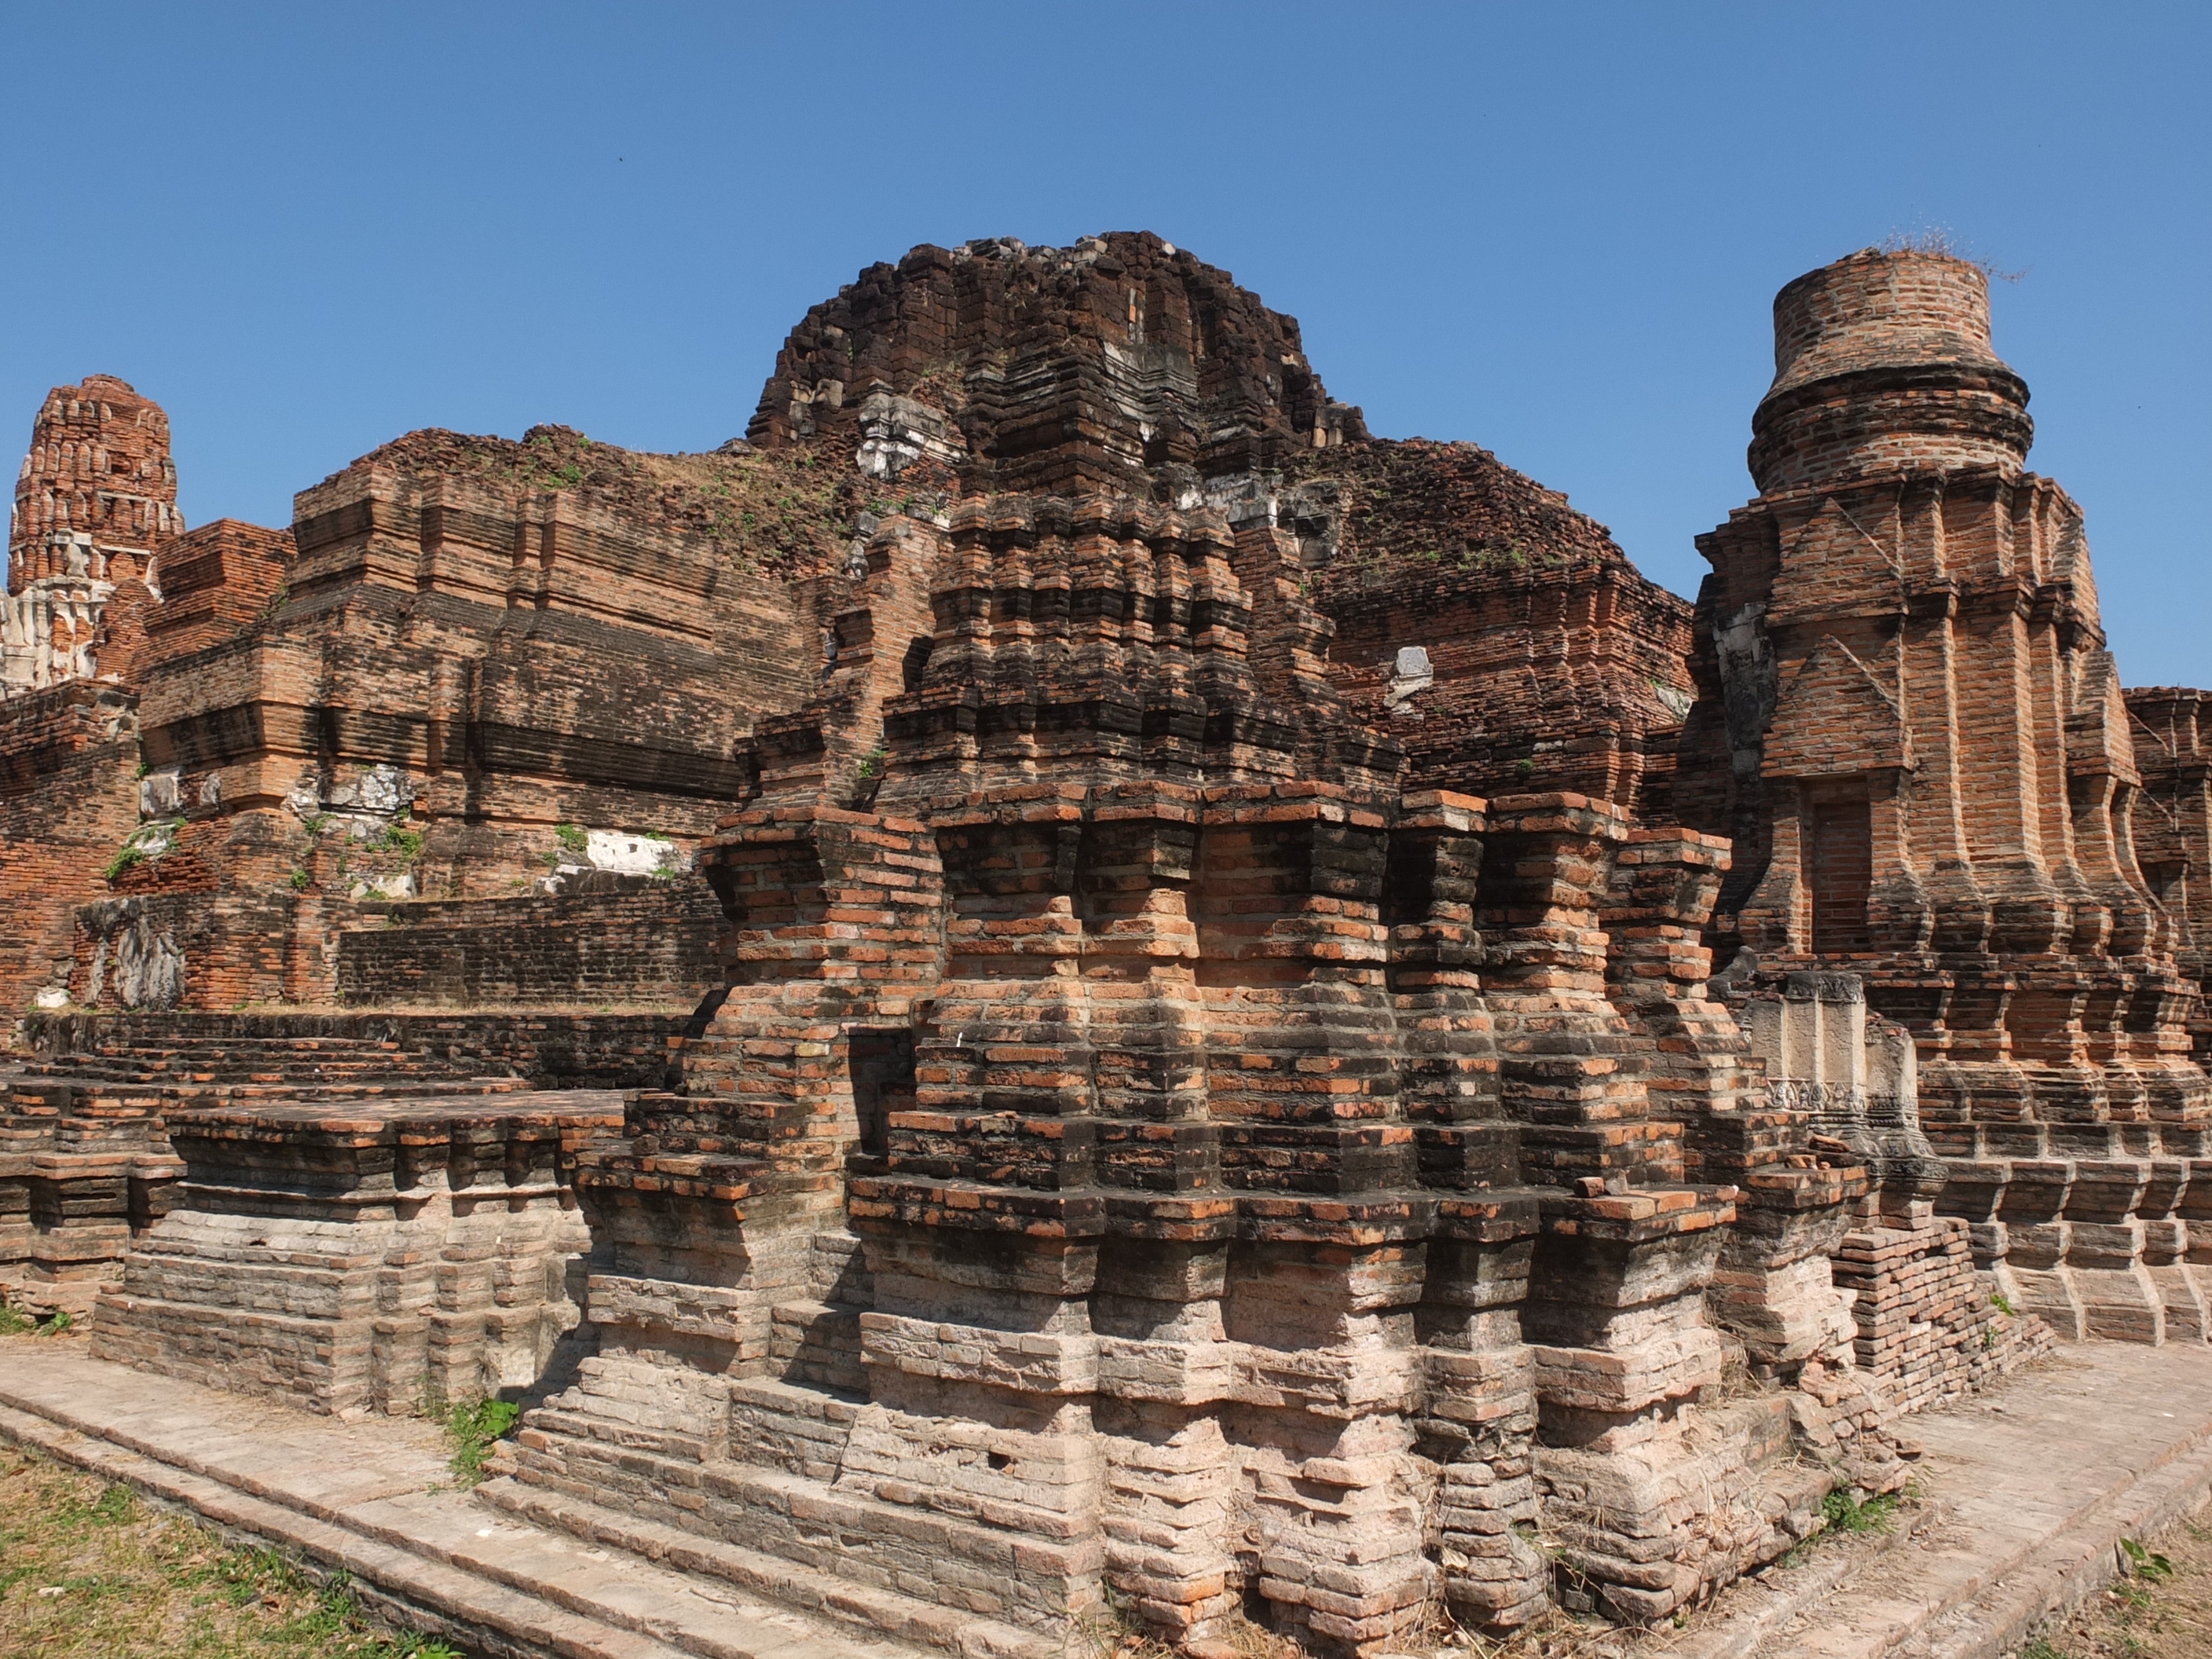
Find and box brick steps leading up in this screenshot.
[480,1472,1061,1659]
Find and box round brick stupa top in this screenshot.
[1748,248,2032,496]
[9,374,182,591]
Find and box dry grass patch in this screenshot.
[0,1441,462,1658]
[2021,1515,2212,1657]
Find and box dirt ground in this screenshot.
[0,1430,460,1659]
[2020,1514,2212,1658]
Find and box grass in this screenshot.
[0,1442,463,1657]
[1821,1486,1903,1536]
[104,818,187,883]
[1774,1482,1908,1569]
[2022,1516,2212,1657]
[0,1304,75,1337]
[443,1398,520,1486]
[2121,1537,2176,1583]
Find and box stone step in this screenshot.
[478,1474,1061,1659]
[42,1058,504,1078]
[8,1074,540,1108]
[767,1299,867,1396]
[0,1346,943,1659]
[500,1383,1086,1651]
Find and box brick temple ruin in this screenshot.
[2,234,2205,1654]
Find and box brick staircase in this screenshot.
[12,1032,533,1105]
[23,1008,695,1093]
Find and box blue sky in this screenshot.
[3,2,2205,683]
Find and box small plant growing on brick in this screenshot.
[289,867,311,891]
[1820,1485,1899,1535]
[854,746,890,781]
[445,1397,522,1485]
[554,822,589,855]
[376,823,424,862]
[0,1301,32,1335]
[102,818,184,883]
[1991,1291,2018,1317]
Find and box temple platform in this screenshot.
[3,1336,2209,1659]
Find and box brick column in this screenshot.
[1388,791,1547,1629]
[1195,784,1437,1653]
[1607,833,1863,1379]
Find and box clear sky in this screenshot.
[3,2,2205,684]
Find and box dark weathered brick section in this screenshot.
[6,234,2192,1657]
[2127,687,2212,1071]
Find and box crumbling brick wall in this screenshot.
[334,880,723,1008]
[2128,686,2211,1066]
[7,416,864,1015]
[0,683,142,1017]
[137,519,295,667]
[1309,438,1694,815]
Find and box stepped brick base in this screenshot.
[0,1078,180,1317]
[0,1009,687,1311]
[91,1092,621,1414]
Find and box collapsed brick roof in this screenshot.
[745,229,1368,493]
[317,230,1694,811]
[320,423,867,581]
[320,230,1676,599]
[1290,435,1626,580]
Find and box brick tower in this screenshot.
[1675,248,2211,1342]
[4,374,181,691]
